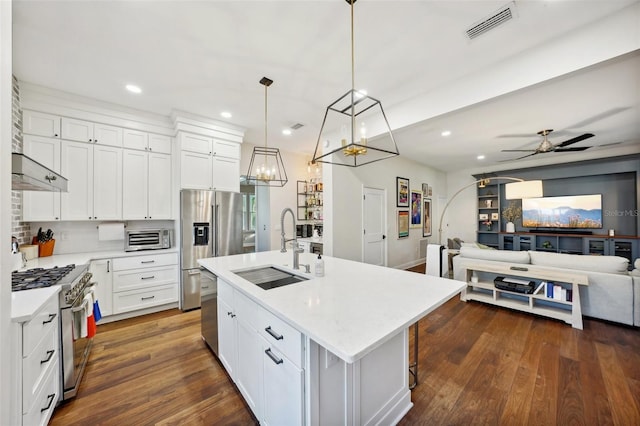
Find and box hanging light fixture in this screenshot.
[246,77,288,186]
[312,0,399,167]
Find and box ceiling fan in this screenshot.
[501,129,595,160]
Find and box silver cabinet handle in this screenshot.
[265,348,283,365]
[42,313,57,324]
[107,260,110,273]
[40,350,55,364]
[141,296,155,301]
[265,326,283,341]
[41,394,55,412]
[141,260,155,264]
[141,276,155,280]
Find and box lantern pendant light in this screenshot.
[312,0,399,167]
[246,77,288,186]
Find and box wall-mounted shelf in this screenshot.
[297,180,323,222]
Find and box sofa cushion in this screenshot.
[459,246,530,264]
[529,250,629,274]
[635,258,640,269]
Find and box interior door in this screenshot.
[363,186,387,266]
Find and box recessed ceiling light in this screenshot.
[220,111,232,119]
[477,155,485,160]
[282,129,292,136]
[125,84,142,94]
[441,130,452,137]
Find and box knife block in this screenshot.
[32,237,55,257]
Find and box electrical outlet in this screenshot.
[325,349,339,369]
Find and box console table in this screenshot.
[461,261,589,329]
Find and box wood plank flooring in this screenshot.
[51,265,640,425]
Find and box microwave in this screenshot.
[125,229,172,252]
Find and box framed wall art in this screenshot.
[410,190,422,228]
[422,183,429,196]
[491,212,499,221]
[397,210,409,238]
[396,177,409,207]
[423,198,432,237]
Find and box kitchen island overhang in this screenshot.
[199,250,465,425]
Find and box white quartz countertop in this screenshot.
[199,250,465,363]
[11,248,179,321]
[17,247,179,271]
[11,286,60,323]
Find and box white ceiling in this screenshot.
[12,0,640,173]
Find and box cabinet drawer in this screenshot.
[113,283,178,314]
[23,296,58,358]
[113,252,178,271]
[23,324,58,413]
[235,290,258,329]
[258,307,303,367]
[218,278,234,304]
[113,266,178,292]
[213,139,240,159]
[23,357,59,423]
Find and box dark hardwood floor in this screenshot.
[51,264,640,425]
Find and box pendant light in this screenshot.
[246,77,288,187]
[312,0,399,167]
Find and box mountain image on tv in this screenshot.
[521,194,602,229]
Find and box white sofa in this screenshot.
[453,246,639,327]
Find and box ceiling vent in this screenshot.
[290,123,304,130]
[466,2,516,40]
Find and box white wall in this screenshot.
[328,155,446,269]
[1,1,13,422]
[441,172,477,245]
[240,142,313,251]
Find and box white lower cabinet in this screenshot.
[89,259,114,317]
[216,278,303,424]
[112,253,178,315]
[13,293,60,426]
[261,336,304,426]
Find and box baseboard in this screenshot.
[394,259,424,270]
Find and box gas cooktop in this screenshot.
[11,264,80,292]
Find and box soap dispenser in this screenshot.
[315,254,325,277]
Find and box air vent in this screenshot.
[290,123,304,130]
[466,2,516,40]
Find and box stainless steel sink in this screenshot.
[233,266,308,290]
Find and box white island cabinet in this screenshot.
[199,251,465,425]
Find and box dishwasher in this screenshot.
[200,268,219,355]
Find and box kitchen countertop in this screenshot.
[11,247,179,322]
[11,286,60,323]
[18,247,179,271]
[199,250,465,363]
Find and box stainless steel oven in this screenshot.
[59,266,94,400]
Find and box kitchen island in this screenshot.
[199,250,465,425]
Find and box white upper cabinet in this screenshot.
[122,150,149,220]
[22,135,61,221]
[61,141,94,220]
[123,150,171,220]
[181,133,212,155]
[179,132,240,192]
[61,118,123,147]
[93,145,123,220]
[123,130,172,154]
[22,110,61,138]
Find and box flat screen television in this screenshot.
[522,194,602,229]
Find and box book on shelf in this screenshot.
[534,281,546,295]
[546,281,554,298]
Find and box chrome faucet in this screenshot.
[280,207,297,253]
[281,207,305,269]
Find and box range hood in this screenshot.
[12,153,68,192]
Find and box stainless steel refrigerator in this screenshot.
[180,189,243,313]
